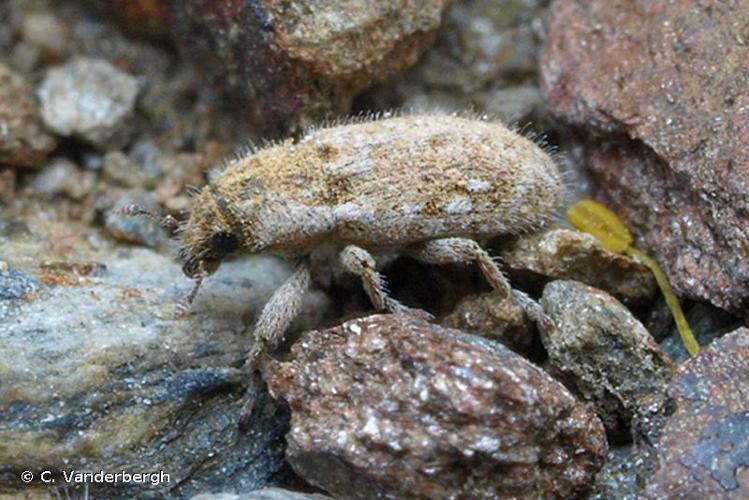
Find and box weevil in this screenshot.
[144,114,565,375]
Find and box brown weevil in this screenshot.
[142,113,565,377]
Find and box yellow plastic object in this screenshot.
[567,199,700,356]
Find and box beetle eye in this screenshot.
[210,231,239,254]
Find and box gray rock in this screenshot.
[104,188,168,248]
[367,0,550,124]
[0,211,330,498]
[38,57,140,149]
[589,446,637,500]
[102,150,158,189]
[31,157,96,200]
[636,328,749,498]
[0,266,38,319]
[267,313,608,499]
[541,280,675,440]
[192,488,331,500]
[0,62,57,168]
[659,302,743,364]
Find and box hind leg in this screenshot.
[407,237,553,332]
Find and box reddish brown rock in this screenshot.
[167,0,449,134]
[0,63,56,168]
[266,314,608,499]
[541,0,749,313]
[635,328,749,498]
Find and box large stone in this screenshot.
[0,208,329,498]
[635,328,749,498]
[0,62,56,168]
[541,0,749,313]
[168,0,450,134]
[541,280,674,440]
[266,314,607,499]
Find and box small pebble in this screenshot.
[105,188,166,247]
[440,292,534,356]
[38,57,140,149]
[0,62,57,168]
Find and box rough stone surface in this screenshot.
[541,0,749,313]
[0,207,330,498]
[366,0,550,126]
[168,0,449,134]
[0,62,57,168]
[104,188,168,248]
[440,292,534,357]
[541,280,674,440]
[31,157,96,200]
[266,313,608,499]
[501,228,657,306]
[635,328,749,498]
[659,302,743,364]
[38,57,140,149]
[589,446,637,500]
[192,488,331,500]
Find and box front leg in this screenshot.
[245,259,312,371]
[241,259,311,423]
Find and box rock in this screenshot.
[266,313,608,499]
[0,62,57,168]
[501,228,657,306]
[0,168,16,203]
[168,0,450,134]
[364,0,550,125]
[541,0,749,313]
[20,10,71,63]
[589,446,637,500]
[102,150,158,188]
[659,302,743,364]
[38,57,140,149]
[635,328,749,498]
[192,488,331,500]
[0,209,330,498]
[440,292,535,357]
[31,157,96,200]
[104,188,168,248]
[541,280,674,440]
[0,267,38,320]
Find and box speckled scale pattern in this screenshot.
[191,114,564,256]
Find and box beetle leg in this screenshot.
[246,258,312,371]
[340,245,432,320]
[407,238,554,333]
[240,259,312,424]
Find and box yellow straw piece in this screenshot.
[567,199,700,356]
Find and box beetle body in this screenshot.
[180,114,564,275]
[177,114,564,387]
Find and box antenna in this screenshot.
[121,204,179,231]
